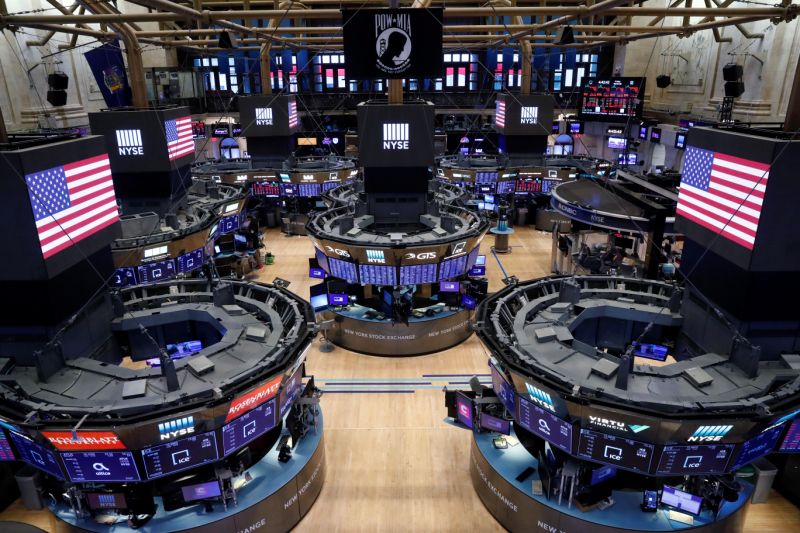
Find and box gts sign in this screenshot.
[404,251,437,260]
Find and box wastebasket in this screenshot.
[516,207,528,226]
[15,466,42,510]
[265,211,277,228]
[751,457,778,503]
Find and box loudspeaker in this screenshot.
[656,75,671,88]
[46,90,67,107]
[218,31,238,49]
[47,72,69,90]
[555,26,575,45]
[723,63,743,81]
[724,81,745,98]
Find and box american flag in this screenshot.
[164,116,194,161]
[288,100,298,129]
[676,146,770,250]
[496,100,506,128]
[25,154,119,259]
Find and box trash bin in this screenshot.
[751,457,778,503]
[265,211,277,228]
[516,207,528,226]
[15,465,43,510]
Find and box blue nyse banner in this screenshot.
[84,41,132,108]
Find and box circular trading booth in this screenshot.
[0,279,323,532]
[305,180,490,356]
[459,275,800,532]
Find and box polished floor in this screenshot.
[2,226,799,532]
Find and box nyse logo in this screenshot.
[158,416,195,441]
[525,383,556,412]
[382,123,409,150]
[520,107,539,125]
[405,251,437,260]
[687,425,733,443]
[255,107,273,126]
[366,249,385,264]
[116,129,143,156]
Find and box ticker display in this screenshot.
[112,267,138,287]
[8,431,64,479]
[577,429,655,474]
[141,431,219,479]
[0,430,16,461]
[298,183,322,197]
[730,425,785,470]
[490,363,516,415]
[439,255,468,280]
[221,398,277,456]
[177,248,204,273]
[578,78,646,122]
[517,396,573,453]
[328,257,359,284]
[779,419,800,452]
[252,182,281,197]
[359,264,397,286]
[399,264,437,285]
[137,259,175,284]
[496,180,516,194]
[61,451,141,483]
[656,444,734,475]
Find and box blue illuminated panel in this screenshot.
[359,264,397,286]
[218,215,239,234]
[517,396,573,454]
[298,183,321,197]
[61,451,141,483]
[279,367,303,419]
[328,257,358,284]
[577,429,655,474]
[730,425,785,470]
[141,431,219,479]
[281,183,297,196]
[490,363,515,415]
[322,181,340,192]
[177,248,204,273]
[400,264,437,285]
[111,267,137,288]
[496,180,516,194]
[0,430,15,461]
[656,444,734,475]
[466,246,481,270]
[476,172,498,183]
[137,259,175,284]
[8,431,63,479]
[222,398,277,456]
[439,255,468,280]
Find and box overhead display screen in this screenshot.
[0,430,16,461]
[466,246,481,270]
[322,180,340,192]
[137,259,175,284]
[516,179,542,194]
[252,182,281,197]
[578,78,645,122]
[218,214,239,234]
[496,180,516,194]
[400,263,437,285]
[517,396,573,453]
[328,257,358,284]
[279,367,303,419]
[61,451,141,483]
[730,425,785,470]
[476,172,498,184]
[177,248,204,273]
[111,267,137,288]
[779,419,800,452]
[656,444,734,475]
[490,363,516,415]
[439,254,468,280]
[577,429,655,474]
[141,431,219,479]
[359,264,397,286]
[222,398,277,456]
[298,183,322,197]
[8,431,63,479]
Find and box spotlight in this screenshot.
[724,81,745,98]
[46,71,68,107]
[656,75,672,88]
[722,63,743,81]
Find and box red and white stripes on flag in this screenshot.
[676,145,770,250]
[165,116,194,161]
[25,154,119,259]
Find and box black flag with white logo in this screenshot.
[342,8,443,80]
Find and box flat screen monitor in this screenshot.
[8,431,64,479]
[231,123,243,137]
[281,184,296,197]
[399,264,437,285]
[577,429,655,473]
[517,396,573,454]
[252,182,281,197]
[218,214,240,234]
[309,267,326,279]
[578,77,645,122]
[328,257,358,284]
[496,180,516,194]
[279,173,291,183]
[461,294,477,310]
[618,153,638,166]
[475,255,486,266]
[112,267,138,288]
[551,122,560,134]
[490,363,516,414]
[468,266,486,277]
[221,398,277,456]
[476,183,496,195]
[86,493,128,511]
[314,248,329,273]
[177,248,204,273]
[634,343,668,361]
[607,136,627,149]
[730,424,785,470]
[0,430,16,461]
[358,264,397,286]
[322,180,340,192]
[298,183,322,197]
[656,444,734,475]
[779,419,800,452]
[476,172,498,184]
[140,431,219,480]
[456,392,473,429]
[638,125,648,140]
[328,293,349,306]
[192,122,206,139]
[279,365,304,419]
[649,127,662,143]
[137,259,176,284]
[590,465,617,486]
[569,122,584,134]
[480,413,510,435]
[661,486,703,516]
[182,481,222,502]
[440,281,460,293]
[516,178,542,194]
[675,133,687,150]
[439,255,468,281]
[309,282,329,312]
[61,451,141,483]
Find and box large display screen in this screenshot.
[111,267,138,288]
[490,363,516,415]
[400,264,437,285]
[177,248,204,273]
[328,257,358,284]
[182,481,222,502]
[218,214,239,234]
[517,396,573,453]
[359,264,397,286]
[252,182,281,197]
[137,259,175,284]
[0,430,16,461]
[661,486,703,515]
[496,180,516,194]
[730,425,785,470]
[476,172,498,184]
[778,419,800,452]
[456,392,473,429]
[298,183,322,197]
[656,444,734,475]
[578,78,645,122]
[439,254,468,280]
[516,178,542,194]
[8,431,63,479]
[466,246,481,270]
[141,431,219,479]
[61,451,141,483]
[577,429,655,474]
[279,366,303,419]
[480,414,510,435]
[222,398,277,456]
[322,180,341,193]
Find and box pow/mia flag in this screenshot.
[342,8,443,79]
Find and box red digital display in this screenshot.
[225,374,284,422]
[251,182,281,197]
[515,178,542,193]
[42,431,127,451]
[579,78,645,122]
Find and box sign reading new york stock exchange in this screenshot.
[342,8,444,79]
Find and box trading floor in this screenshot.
[4,226,795,532]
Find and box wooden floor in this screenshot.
[2,226,799,532]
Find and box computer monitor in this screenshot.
[479,413,510,435]
[461,294,477,310]
[440,281,460,293]
[634,343,668,361]
[309,267,326,279]
[475,255,486,266]
[85,492,128,511]
[456,392,473,429]
[309,282,329,312]
[328,293,349,306]
[181,480,222,502]
[469,266,486,277]
[661,486,703,516]
[590,465,617,486]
